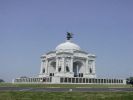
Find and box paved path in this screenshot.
[0,87,133,92]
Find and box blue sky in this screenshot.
[0,0,133,82]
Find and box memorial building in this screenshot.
[13,33,126,84]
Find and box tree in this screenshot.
[126,77,133,86]
[0,79,4,83]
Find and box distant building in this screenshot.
[13,33,126,84]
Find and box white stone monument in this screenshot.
[13,32,126,84]
[39,32,96,79]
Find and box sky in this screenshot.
[0,0,133,82]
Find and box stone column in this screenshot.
[92,61,96,74]
[56,57,59,73]
[85,58,89,74]
[77,65,79,76]
[70,57,73,73]
[61,57,65,72]
[90,60,93,73]
[45,59,48,74]
[40,60,44,74]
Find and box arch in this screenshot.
[66,66,70,72]
[73,61,83,77]
[48,61,56,75]
[90,68,92,73]
[50,61,56,68]
[43,68,45,73]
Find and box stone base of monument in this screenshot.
[13,77,126,85]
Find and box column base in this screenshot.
[84,73,96,78]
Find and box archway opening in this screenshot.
[49,61,56,76]
[51,61,56,68]
[73,61,82,77]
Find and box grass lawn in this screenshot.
[0,83,132,88]
[0,91,133,100]
[0,83,133,100]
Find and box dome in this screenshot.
[55,40,81,51]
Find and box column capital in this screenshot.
[42,60,45,62]
[71,56,74,59]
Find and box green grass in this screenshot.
[0,91,133,100]
[0,83,132,88]
[0,83,133,100]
